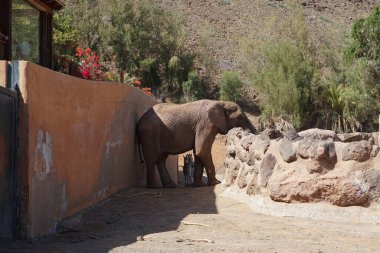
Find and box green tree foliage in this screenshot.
[98,0,191,94]
[57,0,102,50]
[345,6,380,61]
[53,12,78,56]
[182,71,205,101]
[240,6,318,129]
[344,6,380,101]
[338,5,380,131]
[240,4,380,132]
[53,0,196,96]
[219,71,243,103]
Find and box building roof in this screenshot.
[41,0,64,10]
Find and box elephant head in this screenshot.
[208,101,257,135]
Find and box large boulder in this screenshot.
[298,128,337,141]
[268,169,370,207]
[342,140,372,162]
[295,138,337,173]
[224,157,240,186]
[248,134,270,162]
[259,154,277,187]
[337,132,374,143]
[280,138,297,163]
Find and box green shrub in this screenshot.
[340,5,380,131]
[345,6,380,61]
[182,71,205,101]
[239,5,318,129]
[53,12,78,56]
[219,71,243,102]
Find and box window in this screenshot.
[0,34,6,59]
[11,0,40,63]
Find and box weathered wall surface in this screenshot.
[17,62,177,238]
[0,61,7,87]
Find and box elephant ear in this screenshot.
[222,102,239,119]
[207,101,237,134]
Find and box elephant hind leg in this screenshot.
[157,157,177,188]
[146,160,162,188]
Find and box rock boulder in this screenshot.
[223,127,380,207]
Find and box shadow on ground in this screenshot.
[0,172,217,253]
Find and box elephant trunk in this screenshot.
[239,114,257,134]
[246,122,257,134]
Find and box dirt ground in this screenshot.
[1,168,380,253]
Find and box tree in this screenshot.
[98,0,191,93]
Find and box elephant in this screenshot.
[137,99,256,188]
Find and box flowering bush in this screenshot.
[133,80,153,96]
[75,47,102,80]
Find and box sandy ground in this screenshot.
[1,168,380,253]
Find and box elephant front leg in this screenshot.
[192,155,206,187]
[202,157,221,187]
[194,130,221,187]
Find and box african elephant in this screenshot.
[137,99,256,188]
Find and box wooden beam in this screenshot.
[25,0,52,13]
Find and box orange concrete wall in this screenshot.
[17,62,177,238]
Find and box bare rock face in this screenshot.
[363,168,380,202]
[296,139,335,160]
[280,138,297,163]
[296,138,337,173]
[373,132,379,146]
[224,127,380,208]
[237,165,249,189]
[371,145,380,158]
[298,128,337,141]
[337,132,374,143]
[248,134,270,162]
[259,154,277,187]
[268,170,370,207]
[342,141,372,162]
[224,157,240,186]
[246,172,259,195]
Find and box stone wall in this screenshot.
[224,127,380,207]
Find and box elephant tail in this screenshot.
[136,134,145,168]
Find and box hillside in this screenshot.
[156,0,378,77]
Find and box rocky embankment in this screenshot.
[224,128,380,207]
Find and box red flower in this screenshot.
[75,47,83,57]
[142,87,153,96]
[75,46,103,81]
[81,68,91,79]
[133,80,142,85]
